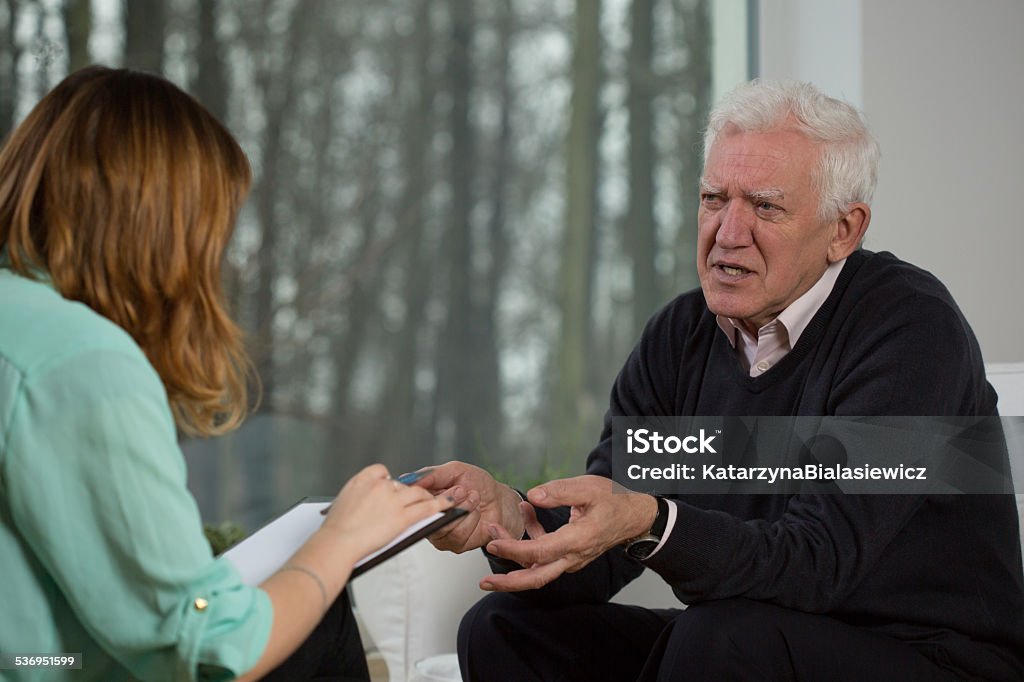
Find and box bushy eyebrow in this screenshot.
[748,188,785,202]
[699,179,721,194]
[699,179,785,203]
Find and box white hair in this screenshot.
[703,80,880,222]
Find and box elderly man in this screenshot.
[419,81,1024,681]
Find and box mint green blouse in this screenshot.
[0,267,272,681]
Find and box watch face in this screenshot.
[625,538,659,560]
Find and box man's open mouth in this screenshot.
[719,264,750,276]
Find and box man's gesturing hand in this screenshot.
[480,475,657,592]
[415,461,526,554]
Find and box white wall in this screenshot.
[759,0,1024,362]
[711,0,754,105]
[759,0,863,107]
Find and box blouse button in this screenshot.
[193,597,209,612]
[755,360,770,372]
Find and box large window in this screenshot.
[2,0,751,530]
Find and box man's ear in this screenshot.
[828,202,871,262]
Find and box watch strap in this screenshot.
[649,495,669,539]
[624,495,669,549]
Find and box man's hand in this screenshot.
[480,475,657,592]
[414,461,526,553]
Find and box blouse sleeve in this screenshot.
[3,347,272,681]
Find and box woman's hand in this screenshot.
[321,463,452,562]
[239,463,451,681]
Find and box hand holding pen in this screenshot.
[321,469,433,515]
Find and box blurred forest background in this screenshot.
[1,0,750,529]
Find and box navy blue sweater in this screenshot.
[501,250,1024,679]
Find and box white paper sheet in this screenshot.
[223,500,445,585]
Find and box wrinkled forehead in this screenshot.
[702,124,820,194]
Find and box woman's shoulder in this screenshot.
[0,271,175,465]
[0,270,153,385]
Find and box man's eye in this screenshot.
[701,193,723,206]
[756,201,781,213]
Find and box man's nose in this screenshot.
[715,200,754,248]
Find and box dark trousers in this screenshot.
[458,594,961,682]
[261,588,371,682]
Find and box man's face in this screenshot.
[697,123,834,335]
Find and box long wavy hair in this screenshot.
[0,66,255,436]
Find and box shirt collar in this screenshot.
[715,258,846,348]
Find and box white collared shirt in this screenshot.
[715,259,846,377]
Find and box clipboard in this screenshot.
[223,497,467,584]
[352,506,467,577]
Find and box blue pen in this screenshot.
[396,470,430,485]
[321,468,433,514]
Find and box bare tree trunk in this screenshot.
[330,219,381,424]
[436,0,483,460]
[123,0,164,73]
[63,0,91,73]
[674,0,711,294]
[32,1,48,96]
[0,0,21,138]
[193,0,237,326]
[553,0,602,461]
[193,0,227,122]
[250,0,314,407]
[381,1,437,465]
[627,0,659,332]
[326,145,387,425]
[293,33,350,419]
[472,0,517,462]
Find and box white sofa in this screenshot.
[986,363,1024,546]
[351,527,679,681]
[354,364,1024,682]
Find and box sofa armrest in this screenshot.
[350,541,490,682]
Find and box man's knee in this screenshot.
[684,598,774,628]
[673,600,754,650]
[459,593,563,682]
[458,592,529,657]
[658,599,781,678]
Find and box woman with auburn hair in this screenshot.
[0,66,449,681]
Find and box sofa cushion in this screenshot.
[986,363,1024,553]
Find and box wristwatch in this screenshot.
[623,495,669,560]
